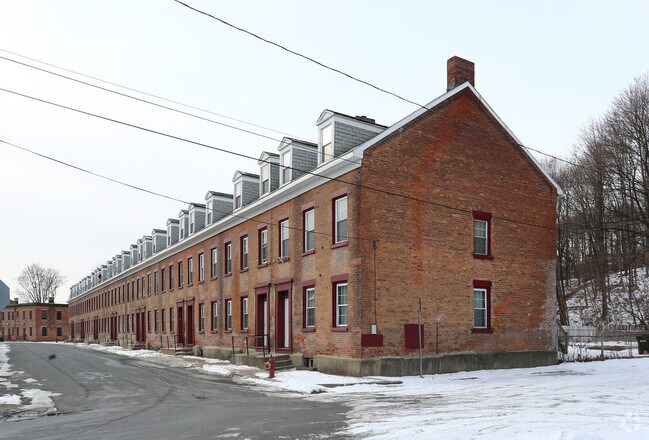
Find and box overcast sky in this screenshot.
[0,0,647,301]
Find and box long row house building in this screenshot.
[68,57,561,376]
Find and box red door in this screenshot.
[177,306,184,346]
[186,305,195,346]
[256,294,269,349]
[275,291,291,350]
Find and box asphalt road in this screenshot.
[1,343,349,439]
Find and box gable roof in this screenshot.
[352,82,563,195]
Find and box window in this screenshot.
[473,211,493,259]
[241,297,248,330]
[472,280,492,332]
[147,274,152,295]
[155,310,159,332]
[199,303,205,331]
[280,219,289,259]
[211,301,218,331]
[198,253,204,282]
[303,209,315,252]
[281,150,291,184]
[154,271,159,294]
[335,282,348,327]
[162,309,166,332]
[240,236,249,270]
[147,311,152,332]
[207,200,213,225]
[225,299,232,331]
[56,310,62,321]
[170,308,175,333]
[189,211,195,234]
[322,124,333,162]
[234,181,242,209]
[41,326,47,337]
[169,265,174,289]
[180,220,185,239]
[161,268,166,292]
[225,242,232,275]
[136,278,140,297]
[259,228,268,265]
[304,287,315,328]
[188,257,194,285]
[57,327,62,337]
[178,261,184,287]
[260,164,270,195]
[41,309,47,320]
[334,196,348,243]
[211,248,218,278]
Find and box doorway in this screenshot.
[275,290,291,351]
[186,304,195,346]
[177,306,184,346]
[256,293,269,349]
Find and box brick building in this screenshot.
[68,57,561,376]
[0,298,69,342]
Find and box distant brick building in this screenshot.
[67,57,561,376]
[0,298,69,342]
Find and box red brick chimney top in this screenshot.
[447,56,475,91]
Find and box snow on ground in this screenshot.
[40,343,649,438]
[561,340,640,362]
[247,358,649,439]
[0,343,60,419]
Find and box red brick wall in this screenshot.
[69,88,557,361]
[1,303,69,342]
[69,176,359,357]
[357,88,557,358]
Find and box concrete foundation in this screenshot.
[202,346,235,361]
[314,350,558,377]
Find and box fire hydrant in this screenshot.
[265,354,276,379]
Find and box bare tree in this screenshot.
[15,263,66,303]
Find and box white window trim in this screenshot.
[305,287,315,328]
[335,282,348,327]
[304,209,315,252]
[473,288,488,329]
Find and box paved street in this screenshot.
[1,343,348,439]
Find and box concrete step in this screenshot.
[231,353,294,370]
[160,347,193,356]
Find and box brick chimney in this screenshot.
[447,56,475,91]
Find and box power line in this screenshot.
[0,46,577,170]
[0,47,309,142]
[7,59,548,198]
[0,54,288,145]
[0,52,365,165]
[173,0,424,109]
[173,1,579,170]
[0,137,369,244]
[0,86,556,232]
[2,53,549,196]
[0,139,188,204]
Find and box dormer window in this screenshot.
[260,164,270,195]
[281,151,291,184]
[189,211,195,234]
[234,181,242,209]
[206,200,213,224]
[321,124,333,162]
[180,221,185,239]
